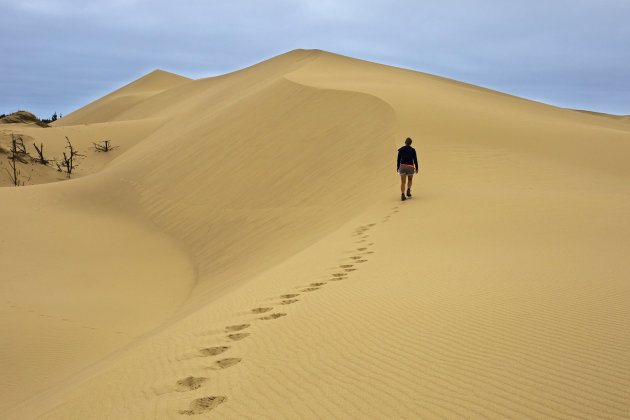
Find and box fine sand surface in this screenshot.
[1,49,629,418]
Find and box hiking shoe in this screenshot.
[406,188,411,197]
[401,193,406,201]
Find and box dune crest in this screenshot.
[54,69,192,125]
[2,49,629,419]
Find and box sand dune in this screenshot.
[1,49,629,418]
[55,70,192,125]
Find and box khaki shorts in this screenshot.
[398,165,415,175]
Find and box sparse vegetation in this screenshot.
[11,135,29,158]
[1,128,118,186]
[5,134,30,186]
[40,112,60,124]
[1,110,61,127]
[93,140,118,152]
[55,137,84,175]
[33,142,50,165]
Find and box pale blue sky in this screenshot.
[1,0,628,118]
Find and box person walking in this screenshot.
[397,137,419,201]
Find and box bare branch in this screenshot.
[32,142,50,165]
[6,137,23,186]
[93,140,118,152]
[58,136,84,176]
[13,135,28,155]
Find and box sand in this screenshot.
[1,49,629,418]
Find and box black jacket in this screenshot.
[397,145,418,170]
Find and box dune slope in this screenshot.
[2,49,629,419]
[54,70,192,125]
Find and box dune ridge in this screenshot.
[1,49,629,418]
[54,69,192,125]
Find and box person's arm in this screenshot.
[397,150,401,170]
[413,150,419,172]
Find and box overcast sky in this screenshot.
[1,0,629,118]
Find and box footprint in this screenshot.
[355,259,368,263]
[199,346,229,357]
[331,273,347,278]
[227,333,249,341]
[280,299,299,305]
[259,313,287,320]
[179,396,227,415]
[225,324,249,332]
[357,248,367,251]
[344,268,356,272]
[280,294,299,299]
[367,223,376,227]
[212,358,242,370]
[251,307,273,314]
[340,264,354,268]
[310,282,326,287]
[302,287,320,292]
[176,376,208,392]
[350,256,363,260]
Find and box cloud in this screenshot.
[1,0,628,117]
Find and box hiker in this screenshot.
[396,137,418,201]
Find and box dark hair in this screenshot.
[405,137,412,145]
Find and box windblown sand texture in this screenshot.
[1,49,630,419]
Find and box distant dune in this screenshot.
[55,69,192,125]
[1,49,629,419]
[0,110,48,126]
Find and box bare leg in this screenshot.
[407,175,413,191]
[400,175,407,193]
